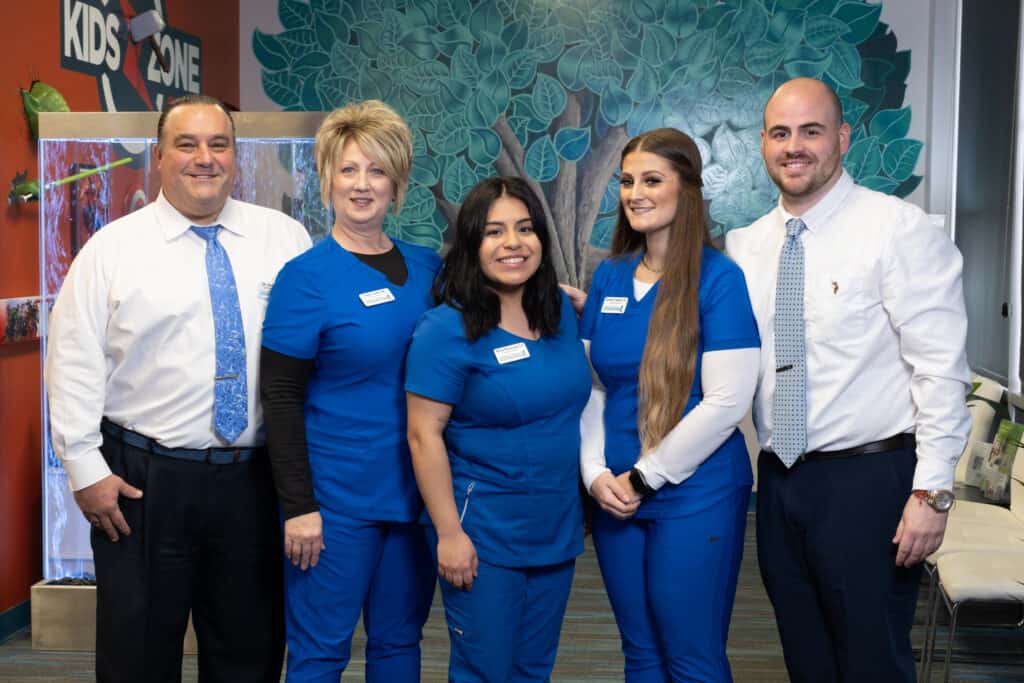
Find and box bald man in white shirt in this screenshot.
[45,95,311,682]
[726,78,970,682]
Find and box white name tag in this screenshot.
[493,342,530,364]
[601,296,629,314]
[257,281,274,300]
[358,288,396,307]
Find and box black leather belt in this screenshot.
[771,434,915,464]
[101,419,258,464]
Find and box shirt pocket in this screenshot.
[807,272,870,344]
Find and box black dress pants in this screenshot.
[93,430,285,683]
[756,446,922,683]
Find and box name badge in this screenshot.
[493,342,530,365]
[257,281,274,300]
[358,288,396,307]
[601,296,628,314]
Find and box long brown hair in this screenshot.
[610,128,711,454]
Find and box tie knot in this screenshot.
[785,218,806,238]
[191,225,222,242]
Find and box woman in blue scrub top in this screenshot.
[259,100,438,682]
[580,128,760,682]
[406,177,591,682]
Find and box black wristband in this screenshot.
[629,467,655,498]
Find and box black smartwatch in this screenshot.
[628,467,655,498]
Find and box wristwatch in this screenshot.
[628,467,655,498]
[912,489,955,512]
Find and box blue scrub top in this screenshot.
[580,247,759,518]
[262,238,441,522]
[405,292,590,568]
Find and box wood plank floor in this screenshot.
[2,514,1022,682]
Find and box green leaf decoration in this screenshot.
[859,175,899,193]
[746,41,787,77]
[827,41,863,89]
[443,157,479,204]
[895,174,922,198]
[280,0,312,29]
[711,124,745,168]
[400,185,437,222]
[427,124,470,156]
[262,71,301,106]
[477,31,509,73]
[253,30,290,71]
[435,0,470,26]
[785,46,831,79]
[835,2,882,44]
[627,62,661,103]
[400,26,438,60]
[869,107,911,143]
[589,214,618,249]
[20,81,70,139]
[525,135,560,182]
[839,96,870,127]
[600,84,633,127]
[501,19,529,52]
[641,24,677,66]
[767,9,805,50]
[632,0,660,24]
[468,129,502,166]
[732,2,768,44]
[533,74,568,123]
[554,127,592,162]
[451,45,482,83]
[804,14,848,49]
[663,0,698,37]
[469,1,504,42]
[410,155,441,187]
[502,51,539,89]
[882,139,923,181]
[844,135,882,179]
[433,26,474,57]
[528,25,566,63]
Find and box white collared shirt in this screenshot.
[725,171,971,490]
[45,193,312,490]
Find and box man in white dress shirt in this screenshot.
[45,95,311,682]
[726,78,970,681]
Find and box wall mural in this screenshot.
[253,0,920,285]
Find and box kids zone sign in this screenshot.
[61,0,201,111]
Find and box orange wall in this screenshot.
[0,1,239,616]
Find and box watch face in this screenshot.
[931,490,955,512]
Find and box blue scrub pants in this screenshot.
[284,511,436,682]
[592,486,750,682]
[434,549,575,682]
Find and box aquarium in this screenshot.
[38,111,327,580]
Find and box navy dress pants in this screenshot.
[92,428,285,683]
[756,447,922,683]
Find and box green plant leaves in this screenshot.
[554,127,592,162]
[525,136,560,182]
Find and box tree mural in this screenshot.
[254,0,921,285]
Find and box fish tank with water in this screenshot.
[38,111,328,581]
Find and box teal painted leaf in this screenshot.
[663,0,698,37]
[294,51,331,71]
[280,0,312,29]
[311,0,340,13]
[557,44,589,91]
[882,139,923,181]
[745,41,786,77]
[835,2,881,44]
[435,0,470,26]
[767,9,805,50]
[528,25,565,63]
[582,59,624,94]
[477,32,508,73]
[687,58,719,86]
[469,129,502,166]
[589,214,618,249]
[405,62,449,96]
[626,62,660,103]
[711,124,745,167]
[554,5,588,43]
[508,115,530,147]
[396,221,444,251]
[262,70,300,106]
[481,69,511,115]
[330,43,362,78]
[469,1,504,42]
[600,83,633,126]
[632,0,660,24]
[443,157,479,204]
[612,32,643,71]
[732,1,768,44]
[895,174,922,198]
[554,127,591,162]
[502,51,538,89]
[804,14,848,49]
[840,96,870,127]
[451,45,482,83]
[433,26,473,56]
[532,74,568,122]
[785,46,831,80]
[253,31,290,71]
[358,62,390,101]
[410,155,440,187]
[718,67,754,100]
[805,0,841,13]
[469,89,500,128]
[353,22,384,57]
[400,27,438,60]
[627,99,665,138]
[400,185,437,222]
[314,11,336,52]
[677,30,715,65]
[599,176,620,214]
[827,41,863,89]
[524,136,560,182]
[869,108,911,143]
[301,71,326,110]
[427,125,470,155]
[316,76,352,107]
[859,175,899,194]
[843,136,882,179]
[501,19,529,52]
[641,24,676,66]
[861,57,895,89]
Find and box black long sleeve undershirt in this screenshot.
[260,346,317,520]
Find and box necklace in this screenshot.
[641,254,664,274]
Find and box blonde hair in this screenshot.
[610,128,710,454]
[313,100,413,213]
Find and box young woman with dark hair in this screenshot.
[579,128,761,682]
[406,176,591,681]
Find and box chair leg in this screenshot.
[943,601,961,683]
[920,566,940,682]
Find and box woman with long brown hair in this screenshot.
[579,127,760,681]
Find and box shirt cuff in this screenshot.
[63,451,113,492]
[581,462,611,493]
[633,459,668,491]
[911,456,956,492]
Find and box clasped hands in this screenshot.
[589,471,641,520]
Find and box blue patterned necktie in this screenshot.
[192,226,248,444]
[773,218,807,468]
